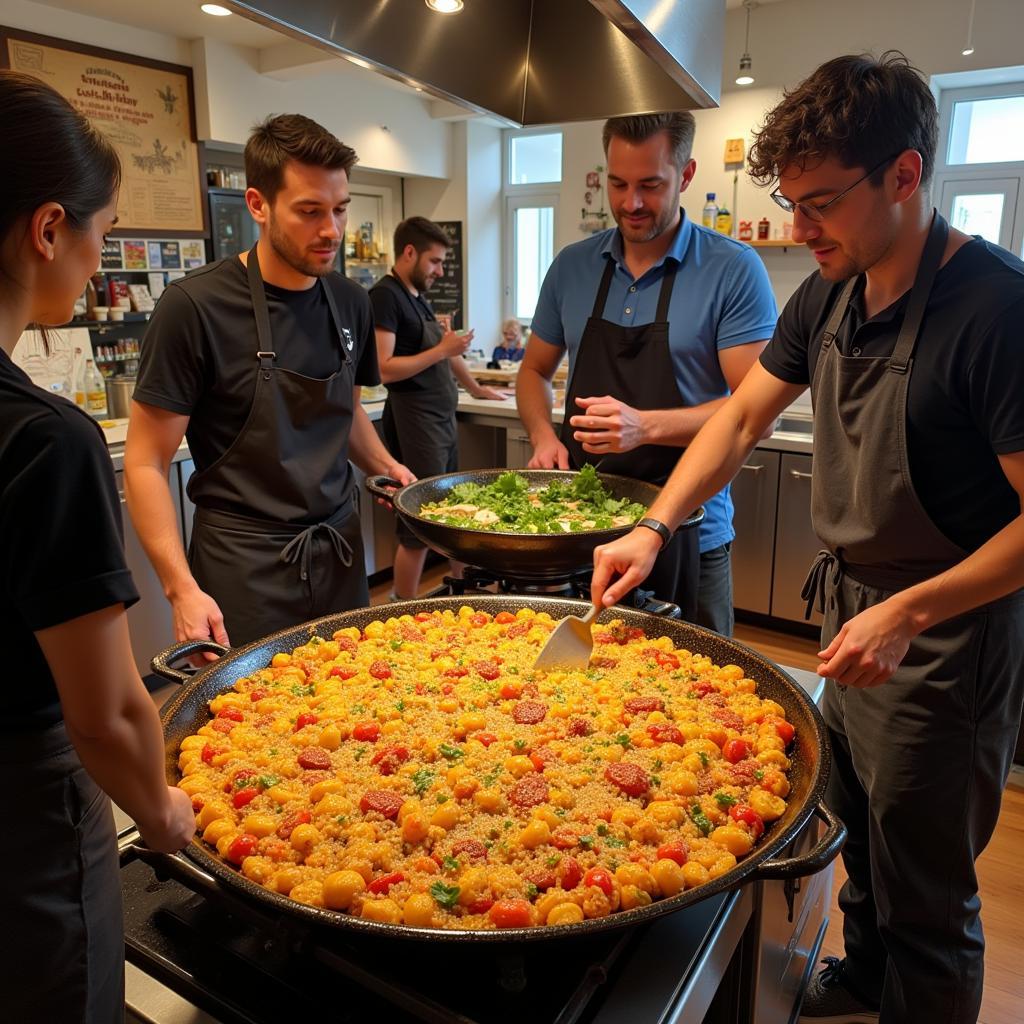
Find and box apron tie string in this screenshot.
[280,522,354,583]
[801,549,843,620]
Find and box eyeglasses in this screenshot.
[769,154,899,223]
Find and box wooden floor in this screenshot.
[369,569,1023,1021]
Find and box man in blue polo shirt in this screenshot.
[517,112,777,633]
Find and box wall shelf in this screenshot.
[749,239,801,249]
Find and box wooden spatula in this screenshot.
[532,604,601,672]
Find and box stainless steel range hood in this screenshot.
[226,0,723,125]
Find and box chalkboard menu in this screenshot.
[431,220,463,331]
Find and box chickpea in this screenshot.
[322,869,366,909]
[615,864,657,895]
[546,902,585,925]
[748,789,786,821]
[651,858,686,897]
[401,813,429,843]
[403,893,437,928]
[290,823,321,855]
[318,724,341,750]
[242,814,278,838]
[202,819,235,845]
[241,855,273,884]
[197,802,233,830]
[710,826,754,857]
[473,789,504,813]
[360,898,403,924]
[647,800,684,825]
[272,867,304,895]
[518,819,551,850]
[290,880,325,907]
[430,802,461,830]
[681,861,710,890]
[504,755,534,778]
[619,884,653,911]
[708,852,738,880]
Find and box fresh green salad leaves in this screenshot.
[418,465,645,535]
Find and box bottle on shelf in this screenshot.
[84,359,108,418]
[702,193,718,230]
[715,205,732,236]
[757,217,770,240]
[73,346,86,409]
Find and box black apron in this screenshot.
[562,255,699,617]
[187,244,367,646]
[802,212,1024,1022]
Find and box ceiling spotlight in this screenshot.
[200,3,232,15]
[425,0,464,13]
[735,1,756,86]
[962,0,977,56]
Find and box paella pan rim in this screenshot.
[160,595,830,944]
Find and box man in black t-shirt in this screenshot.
[369,216,503,599]
[127,115,413,647]
[591,55,1024,1024]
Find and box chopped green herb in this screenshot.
[604,836,627,849]
[429,881,461,909]
[309,636,322,647]
[351,703,366,714]
[690,803,714,836]
[513,739,527,751]
[255,774,280,790]
[503,819,513,831]
[578,835,595,850]
[268,747,278,756]
[335,814,347,824]
[436,793,449,803]
[652,758,663,771]
[616,733,632,749]
[525,882,539,899]
[412,768,435,795]
[438,742,465,761]
[650,774,661,787]
[507,666,519,675]
[442,855,460,872]
[714,792,738,809]
[546,854,560,867]
[354,746,368,761]
[390,639,404,651]
[754,769,765,781]
[395,699,406,713]
[596,823,609,836]
[698,751,710,769]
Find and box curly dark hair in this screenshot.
[748,52,937,189]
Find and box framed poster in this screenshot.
[1,26,206,236]
[432,220,463,331]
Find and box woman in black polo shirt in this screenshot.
[0,72,194,1022]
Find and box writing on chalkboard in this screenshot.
[431,220,463,331]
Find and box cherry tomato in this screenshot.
[567,717,593,737]
[369,660,393,680]
[604,761,650,797]
[528,868,557,891]
[655,652,681,670]
[469,612,490,627]
[550,825,582,850]
[443,667,469,678]
[558,856,582,890]
[468,896,494,914]
[360,790,404,819]
[217,708,244,722]
[494,612,516,624]
[647,723,685,745]
[329,665,358,680]
[774,719,796,744]
[590,656,619,668]
[226,834,259,865]
[211,719,234,734]
[367,871,405,894]
[688,681,715,699]
[441,683,455,695]
[451,839,488,861]
[656,840,689,866]
[370,745,410,775]
[294,712,318,732]
[475,661,501,681]
[583,867,614,897]
[489,899,533,929]
[201,743,217,764]
[232,787,259,809]
[722,738,750,764]
[730,804,765,839]
[506,621,530,639]
[249,689,267,702]
[500,681,522,699]
[474,732,497,747]
[277,810,312,839]
[297,747,331,770]
[512,700,547,725]
[352,721,381,743]
[335,635,358,653]
[414,611,433,622]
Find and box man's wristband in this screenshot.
[636,517,672,551]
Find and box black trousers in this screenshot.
[1,722,124,1023]
[822,575,1024,1024]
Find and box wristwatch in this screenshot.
[636,517,672,551]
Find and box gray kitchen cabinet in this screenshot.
[730,450,780,615]
[505,426,533,469]
[457,420,505,469]
[115,467,181,676]
[772,453,822,626]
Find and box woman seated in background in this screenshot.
[0,71,194,1023]
[492,317,526,362]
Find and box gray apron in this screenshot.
[380,273,459,549]
[802,212,1024,1022]
[187,244,367,646]
[562,254,699,619]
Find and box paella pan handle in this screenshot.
[125,841,221,895]
[753,802,847,880]
[365,475,403,504]
[150,639,232,683]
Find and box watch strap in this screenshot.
[637,517,672,550]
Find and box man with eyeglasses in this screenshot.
[591,53,1024,1024]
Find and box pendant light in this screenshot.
[962,0,977,55]
[425,0,464,13]
[735,0,757,86]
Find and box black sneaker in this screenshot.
[798,957,880,1023]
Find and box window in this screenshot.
[934,80,1024,256]
[504,130,563,323]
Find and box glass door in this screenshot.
[505,194,558,324]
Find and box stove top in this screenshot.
[121,840,738,1024]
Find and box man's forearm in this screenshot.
[124,463,196,599]
[516,363,559,445]
[647,401,763,530]
[449,355,480,394]
[349,403,399,476]
[379,347,444,384]
[638,398,729,447]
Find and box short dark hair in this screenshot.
[602,112,697,168]
[245,114,357,202]
[394,216,449,257]
[748,51,938,189]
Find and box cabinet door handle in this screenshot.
[740,463,764,474]
[789,469,813,480]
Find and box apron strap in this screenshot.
[589,252,680,323]
[654,259,679,322]
[280,521,354,582]
[801,548,843,619]
[590,258,618,319]
[820,278,858,353]
[888,211,949,375]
